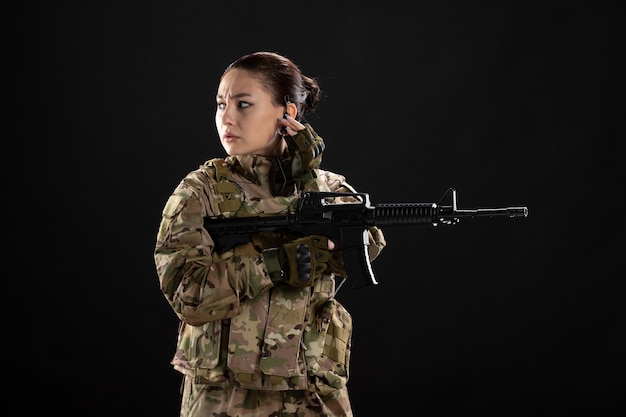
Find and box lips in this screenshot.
[223,132,239,142]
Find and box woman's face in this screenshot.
[215,68,286,157]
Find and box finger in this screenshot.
[327,239,335,250]
[283,114,305,131]
[286,126,305,137]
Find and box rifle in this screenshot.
[203,188,528,290]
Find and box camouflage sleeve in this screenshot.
[154,171,274,326]
[307,170,387,262]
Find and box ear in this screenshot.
[285,102,297,119]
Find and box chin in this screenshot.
[224,147,246,156]
[222,144,243,156]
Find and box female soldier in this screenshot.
[155,51,386,417]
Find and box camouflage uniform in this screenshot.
[155,154,386,417]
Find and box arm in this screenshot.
[154,172,274,326]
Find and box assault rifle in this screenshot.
[203,188,528,290]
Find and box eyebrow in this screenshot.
[216,92,253,99]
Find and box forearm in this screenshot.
[155,177,274,325]
[156,244,274,326]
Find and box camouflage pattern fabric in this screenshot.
[180,377,353,416]
[155,154,386,416]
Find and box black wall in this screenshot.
[12,2,623,416]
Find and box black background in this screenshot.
[13,2,623,416]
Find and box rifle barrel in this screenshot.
[453,207,529,218]
[370,203,528,227]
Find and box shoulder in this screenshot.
[198,157,226,178]
[162,158,225,216]
[180,158,226,189]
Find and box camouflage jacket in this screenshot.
[154,154,386,393]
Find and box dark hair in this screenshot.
[222,51,321,122]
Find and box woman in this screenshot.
[155,51,386,417]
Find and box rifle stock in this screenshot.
[204,188,528,290]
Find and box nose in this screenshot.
[219,103,235,126]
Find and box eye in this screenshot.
[216,102,225,110]
[238,101,251,109]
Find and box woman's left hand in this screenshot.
[278,113,305,135]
